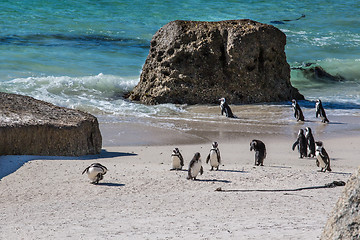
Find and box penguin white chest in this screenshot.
[316,151,326,168]
[87,167,104,181]
[209,150,219,167]
[171,155,182,169]
[190,160,202,177]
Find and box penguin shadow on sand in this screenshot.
[218,169,249,173]
[194,178,232,183]
[97,182,125,187]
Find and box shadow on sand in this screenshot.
[218,169,249,173]
[195,178,231,183]
[97,182,125,187]
[79,149,138,160]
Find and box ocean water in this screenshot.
[1,0,359,128]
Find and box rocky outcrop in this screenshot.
[0,92,102,156]
[321,167,360,240]
[128,19,303,105]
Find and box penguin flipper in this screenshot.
[200,166,204,175]
[187,169,192,180]
[206,154,210,164]
[179,154,184,166]
[82,167,89,175]
[292,141,298,151]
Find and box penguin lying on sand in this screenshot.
[292,99,305,121]
[305,127,316,158]
[315,141,332,172]
[292,129,307,158]
[82,163,108,184]
[316,99,329,123]
[187,152,203,180]
[219,97,235,118]
[170,148,184,170]
[250,139,266,166]
[206,142,221,171]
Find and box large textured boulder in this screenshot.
[321,167,360,239]
[0,92,102,156]
[128,19,303,104]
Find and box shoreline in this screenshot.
[99,108,360,147]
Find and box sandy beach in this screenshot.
[1,108,360,240]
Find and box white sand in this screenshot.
[1,134,359,239]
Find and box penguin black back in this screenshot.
[250,139,266,166]
[292,129,307,158]
[305,127,316,157]
[292,99,305,121]
[219,97,235,118]
[316,99,329,123]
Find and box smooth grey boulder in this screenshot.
[0,92,102,156]
[128,19,304,105]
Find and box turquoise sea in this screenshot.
[1,0,360,125]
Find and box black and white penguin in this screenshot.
[206,142,221,171]
[316,99,329,123]
[292,129,307,158]
[315,141,332,172]
[292,99,305,121]
[82,163,108,184]
[305,127,316,158]
[250,139,266,166]
[219,97,235,118]
[170,147,184,170]
[187,152,204,180]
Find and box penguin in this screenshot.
[170,147,184,170]
[82,163,108,184]
[305,127,316,158]
[316,99,329,123]
[206,142,221,171]
[315,141,332,172]
[187,152,203,180]
[292,129,307,158]
[250,139,266,166]
[292,99,305,121]
[219,97,235,118]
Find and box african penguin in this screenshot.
[292,129,307,158]
[292,99,305,121]
[305,127,316,158]
[316,99,329,123]
[82,163,108,184]
[315,141,332,172]
[170,147,184,170]
[206,142,221,171]
[219,97,235,118]
[187,152,203,180]
[250,139,266,166]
